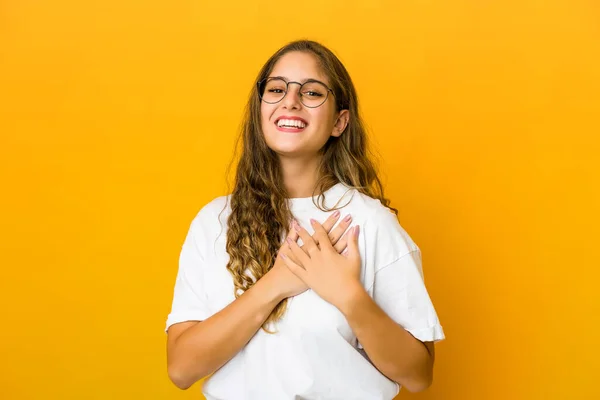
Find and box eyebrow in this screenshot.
[269,75,328,85]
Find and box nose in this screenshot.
[280,82,302,109]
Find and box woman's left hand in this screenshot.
[281,218,362,309]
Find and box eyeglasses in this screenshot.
[257,77,335,108]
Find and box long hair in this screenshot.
[220,39,398,333]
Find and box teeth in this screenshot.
[277,119,306,128]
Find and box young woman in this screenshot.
[165,40,445,399]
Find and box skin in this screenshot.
[166,212,356,390]
[264,51,436,392]
[165,50,435,393]
[281,220,436,392]
[260,51,350,198]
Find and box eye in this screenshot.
[268,88,285,94]
[301,81,327,97]
[303,90,323,97]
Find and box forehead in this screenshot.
[270,51,330,85]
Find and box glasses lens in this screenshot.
[259,78,331,107]
[300,81,329,108]
[261,78,287,104]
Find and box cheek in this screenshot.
[311,109,335,132]
[260,104,274,130]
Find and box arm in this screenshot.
[338,284,435,393]
[279,218,441,392]
[167,274,283,390]
[167,211,353,390]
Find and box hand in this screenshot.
[280,218,362,309]
[266,211,355,301]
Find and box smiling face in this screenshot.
[260,51,348,159]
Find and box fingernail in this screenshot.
[344,214,352,222]
[293,220,300,232]
[310,218,316,225]
[354,225,360,237]
[286,237,292,244]
[332,210,340,218]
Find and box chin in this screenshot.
[271,147,302,157]
[265,138,302,154]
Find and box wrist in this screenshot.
[256,273,286,305]
[335,280,369,316]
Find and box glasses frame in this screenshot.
[257,77,336,109]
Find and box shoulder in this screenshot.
[193,194,230,219]
[349,189,419,267]
[344,188,399,223]
[347,188,404,227]
[188,194,231,240]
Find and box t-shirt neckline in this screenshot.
[287,182,351,212]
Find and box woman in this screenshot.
[165,39,445,399]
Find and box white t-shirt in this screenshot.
[165,182,445,399]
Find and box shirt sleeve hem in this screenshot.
[406,324,446,343]
[165,311,212,333]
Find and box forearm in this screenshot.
[338,284,433,392]
[168,276,283,389]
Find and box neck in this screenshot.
[279,155,322,198]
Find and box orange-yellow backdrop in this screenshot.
[1,0,598,399]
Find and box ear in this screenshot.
[331,109,350,137]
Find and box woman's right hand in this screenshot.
[267,211,355,301]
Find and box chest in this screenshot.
[202,238,358,346]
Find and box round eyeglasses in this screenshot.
[257,77,335,108]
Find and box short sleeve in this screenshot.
[370,250,445,343]
[164,216,213,333]
[357,207,445,347]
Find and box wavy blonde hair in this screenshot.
[219,40,398,333]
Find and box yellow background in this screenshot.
[1,1,598,399]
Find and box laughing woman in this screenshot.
[165,39,445,400]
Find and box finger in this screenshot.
[293,220,319,255]
[333,230,349,253]
[282,221,300,253]
[287,220,300,240]
[286,236,312,266]
[309,219,334,252]
[282,222,301,263]
[281,253,309,279]
[328,214,352,246]
[320,210,342,233]
[288,228,299,242]
[346,225,360,259]
[280,244,301,265]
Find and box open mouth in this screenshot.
[275,117,308,132]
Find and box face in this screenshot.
[260,51,349,158]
